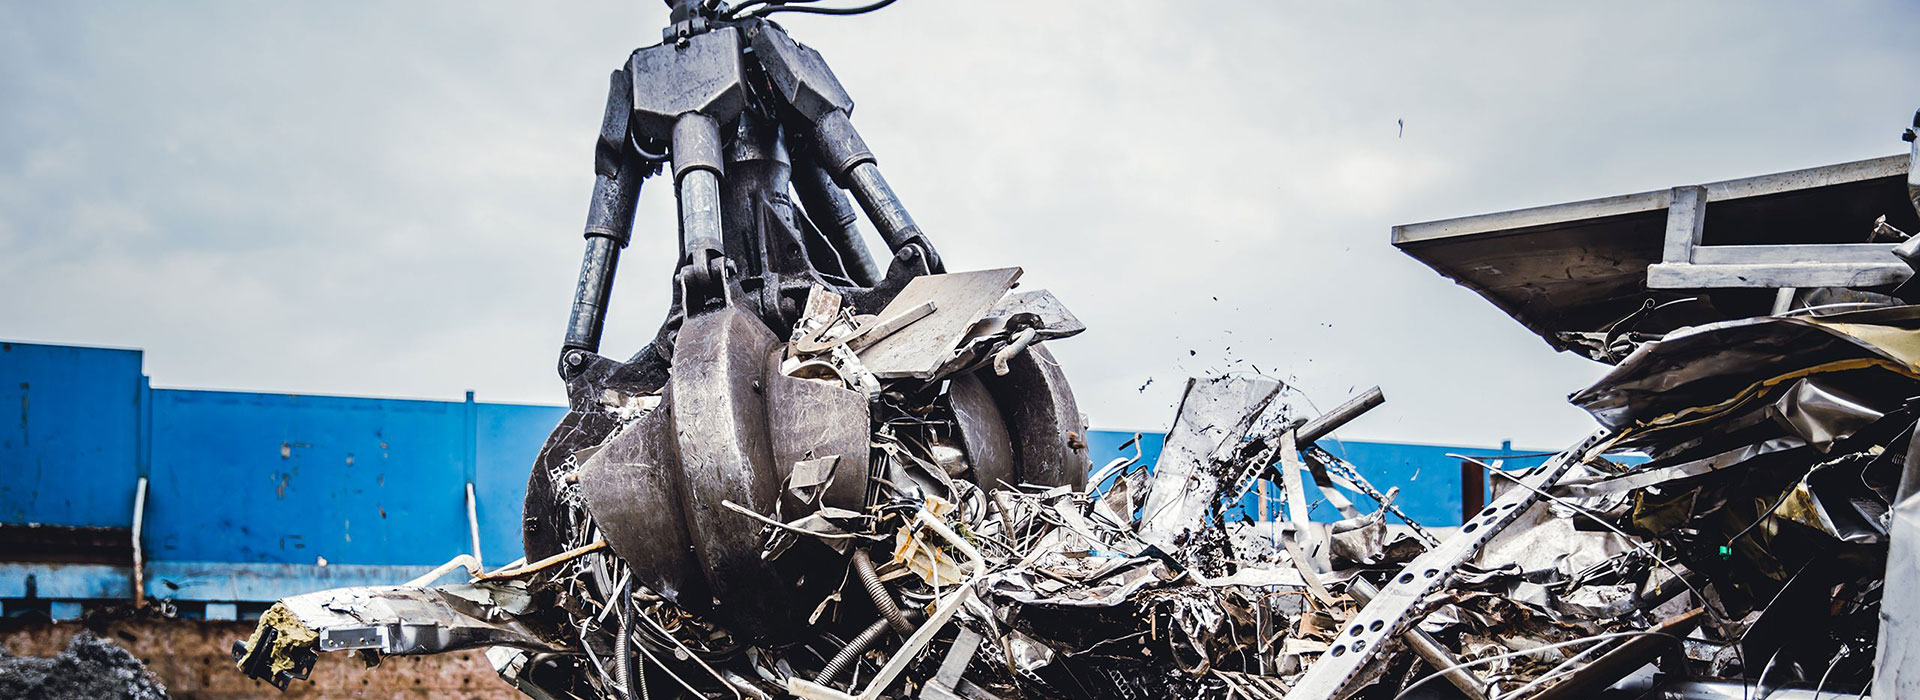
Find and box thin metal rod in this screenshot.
[466,482,484,569]
[131,476,148,608]
[1389,630,1686,700]
[477,540,608,581]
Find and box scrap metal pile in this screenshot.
[228,290,1920,699]
[228,0,1920,694]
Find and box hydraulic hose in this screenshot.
[615,580,636,698]
[814,617,890,686]
[851,548,913,634]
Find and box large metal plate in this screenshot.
[979,345,1089,490]
[668,307,795,638]
[764,362,871,513]
[857,268,1022,379]
[577,402,710,612]
[949,373,1014,491]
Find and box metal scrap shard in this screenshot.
[1135,375,1282,555]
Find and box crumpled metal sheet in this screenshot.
[1570,306,1920,432]
[1471,501,1634,583]
[278,583,560,656]
[1767,376,1888,452]
[979,558,1180,608]
[1553,437,1806,501]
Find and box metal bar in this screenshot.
[1392,155,1906,246]
[1613,679,1852,700]
[1347,578,1487,700]
[563,70,646,357]
[1701,153,1908,201]
[792,154,880,285]
[131,476,148,608]
[565,237,625,355]
[1391,190,1671,246]
[1528,608,1704,700]
[672,112,728,295]
[1771,287,1798,315]
[843,162,939,270]
[1279,432,1312,531]
[466,482,484,569]
[403,554,483,587]
[1285,429,1609,700]
[1296,386,1384,446]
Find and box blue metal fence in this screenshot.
[1,340,1555,615]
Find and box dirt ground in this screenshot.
[0,617,520,700]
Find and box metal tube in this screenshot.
[844,163,922,253]
[1610,677,1846,700]
[680,168,724,252]
[565,236,624,353]
[465,482,484,569]
[792,156,878,285]
[1296,386,1385,445]
[850,549,911,634]
[673,112,726,261]
[563,70,646,359]
[680,168,725,288]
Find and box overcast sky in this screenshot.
[2,2,1915,449]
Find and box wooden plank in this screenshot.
[1391,155,1905,247]
[1700,154,1907,201]
[1661,185,1707,264]
[1690,242,1899,265]
[1391,190,1668,245]
[1647,261,1911,289]
[855,267,1022,379]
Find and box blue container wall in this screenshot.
[149,390,467,566]
[1,341,558,571]
[1085,430,1553,525]
[143,393,565,567]
[0,342,144,527]
[474,402,568,562]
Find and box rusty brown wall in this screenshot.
[0,619,522,700]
